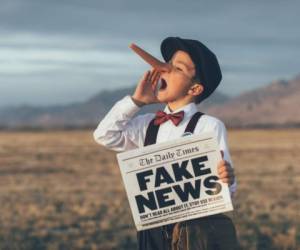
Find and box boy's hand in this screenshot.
[217,150,235,186]
[132,69,161,107]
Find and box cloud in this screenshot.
[0,0,300,107]
[0,40,141,75]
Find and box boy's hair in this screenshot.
[161,37,222,104]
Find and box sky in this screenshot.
[1,0,300,107]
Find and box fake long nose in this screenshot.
[130,43,171,72]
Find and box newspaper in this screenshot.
[116,132,233,231]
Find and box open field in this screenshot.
[0,129,299,250]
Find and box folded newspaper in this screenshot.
[117,132,233,231]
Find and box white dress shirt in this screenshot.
[93,95,237,195]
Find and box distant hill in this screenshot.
[1,74,299,129]
[0,86,229,129]
[206,75,300,128]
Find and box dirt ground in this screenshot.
[0,129,299,250]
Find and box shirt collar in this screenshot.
[164,102,198,118]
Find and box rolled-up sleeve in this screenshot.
[93,95,154,152]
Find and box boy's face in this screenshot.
[157,50,199,104]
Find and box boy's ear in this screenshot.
[188,83,204,96]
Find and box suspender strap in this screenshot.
[184,112,204,134]
[144,118,160,146]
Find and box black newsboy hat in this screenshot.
[160,37,222,103]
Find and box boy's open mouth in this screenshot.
[158,78,168,91]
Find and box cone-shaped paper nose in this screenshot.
[130,43,171,72]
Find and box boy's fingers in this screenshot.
[218,162,233,170]
[151,71,161,89]
[140,71,154,92]
[150,69,160,83]
[218,159,231,168]
[141,71,147,80]
[218,171,233,179]
[221,176,235,185]
[219,172,234,184]
[217,166,225,175]
[218,159,226,165]
[220,178,230,184]
[217,161,235,185]
[152,74,160,91]
[218,164,234,175]
[141,71,150,85]
[218,166,230,176]
[154,72,161,85]
[218,166,234,176]
[217,160,226,170]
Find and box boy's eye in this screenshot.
[175,67,183,71]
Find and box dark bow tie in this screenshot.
[154,110,184,126]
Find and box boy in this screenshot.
[93,37,238,250]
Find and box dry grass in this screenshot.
[0,129,299,250]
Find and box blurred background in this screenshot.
[0,0,299,249]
